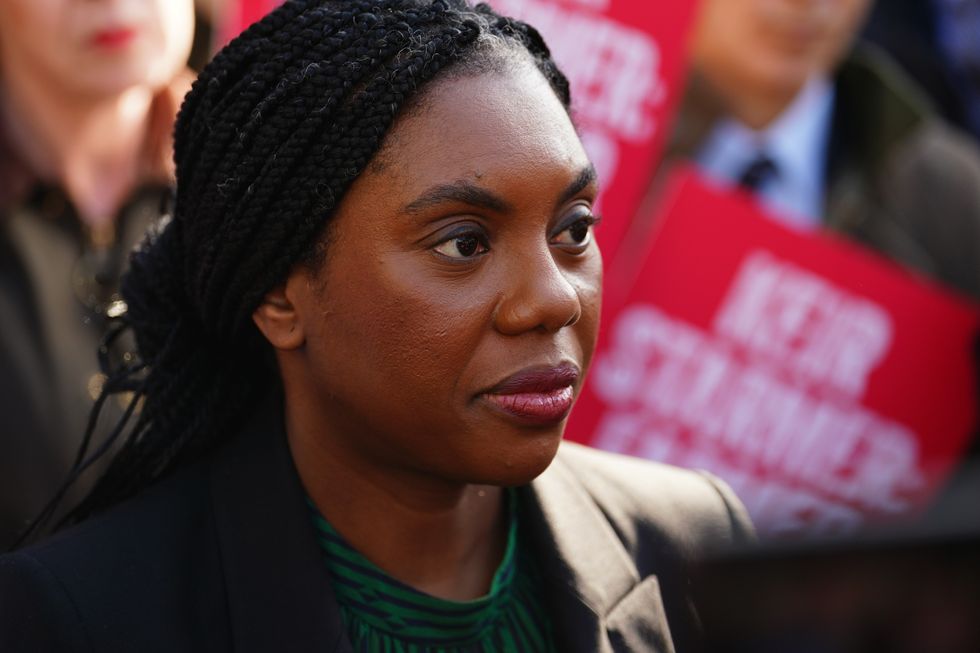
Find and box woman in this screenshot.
[0,1,752,651]
[0,0,195,547]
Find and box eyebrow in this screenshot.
[558,164,598,207]
[402,163,598,215]
[404,181,512,214]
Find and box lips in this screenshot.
[480,363,579,426]
[91,27,137,49]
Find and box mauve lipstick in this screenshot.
[480,363,579,426]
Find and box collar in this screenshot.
[208,395,354,653]
[208,401,672,653]
[697,76,836,228]
[520,445,676,653]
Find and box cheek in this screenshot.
[571,255,603,369]
[311,252,491,404]
[148,0,194,83]
[1,0,58,32]
[695,3,759,76]
[817,2,868,65]
[0,3,65,67]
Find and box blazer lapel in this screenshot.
[208,396,353,653]
[521,451,676,653]
[207,402,675,652]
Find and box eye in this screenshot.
[551,211,599,250]
[432,229,490,260]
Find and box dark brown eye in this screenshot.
[552,214,596,249]
[569,220,589,244]
[433,231,489,259]
[454,235,480,257]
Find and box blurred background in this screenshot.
[0,0,978,650]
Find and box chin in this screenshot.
[75,61,159,97]
[475,434,563,488]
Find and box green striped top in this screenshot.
[309,494,557,653]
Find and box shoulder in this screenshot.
[0,551,91,652]
[553,442,754,558]
[836,46,980,193]
[832,48,980,297]
[875,116,980,297]
[882,116,980,253]
[889,120,980,194]
[0,458,224,652]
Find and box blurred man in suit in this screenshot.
[658,0,980,300]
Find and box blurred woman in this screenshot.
[0,0,195,547]
[0,1,751,651]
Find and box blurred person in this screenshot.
[0,1,752,650]
[0,0,195,548]
[653,0,980,300]
[932,0,980,138]
[865,0,980,142]
[863,0,971,137]
[635,0,980,534]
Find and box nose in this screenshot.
[493,250,582,336]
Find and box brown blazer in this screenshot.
[0,396,753,653]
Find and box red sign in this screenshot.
[567,169,980,537]
[486,0,698,262]
[214,0,283,50]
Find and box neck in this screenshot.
[0,61,153,228]
[704,71,803,131]
[285,401,508,602]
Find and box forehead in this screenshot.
[367,62,588,193]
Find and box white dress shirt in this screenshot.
[696,76,836,231]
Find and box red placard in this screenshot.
[566,169,980,537]
[486,0,699,262]
[214,0,283,50]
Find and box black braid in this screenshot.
[43,0,571,531]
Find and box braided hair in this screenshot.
[33,0,571,533]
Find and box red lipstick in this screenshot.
[481,363,579,426]
[91,27,137,49]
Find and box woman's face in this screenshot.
[278,61,601,488]
[0,0,194,97]
[693,0,872,97]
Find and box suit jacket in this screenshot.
[0,399,753,653]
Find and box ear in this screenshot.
[252,272,307,351]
